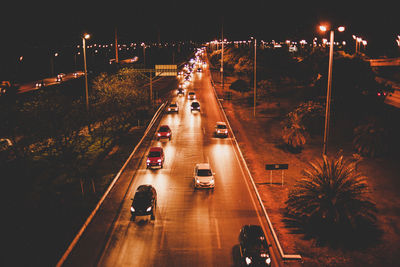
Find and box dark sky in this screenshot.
[1,0,399,53]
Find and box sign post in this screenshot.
[265,164,288,185]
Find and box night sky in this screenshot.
[1,1,399,53]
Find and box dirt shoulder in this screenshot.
[210,70,400,266]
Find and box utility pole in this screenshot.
[323,30,334,155]
[253,38,257,117]
[221,19,224,92]
[115,27,119,63]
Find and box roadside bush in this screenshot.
[229,79,249,93]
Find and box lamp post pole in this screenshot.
[323,30,334,155]
[82,34,90,113]
[253,38,257,117]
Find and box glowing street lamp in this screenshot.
[318,24,345,155]
[82,33,90,112]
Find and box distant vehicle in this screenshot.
[190,101,200,112]
[130,184,157,221]
[188,91,196,100]
[215,121,228,138]
[194,163,215,189]
[177,88,185,96]
[56,74,63,82]
[197,68,202,72]
[239,225,272,266]
[167,102,179,113]
[0,81,16,96]
[35,80,45,88]
[157,125,172,140]
[146,147,164,169]
[0,138,12,151]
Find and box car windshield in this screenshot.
[159,126,169,132]
[170,103,177,107]
[189,92,195,95]
[192,102,200,107]
[197,169,212,176]
[217,124,227,129]
[148,151,161,157]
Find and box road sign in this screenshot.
[265,164,288,170]
[155,65,177,76]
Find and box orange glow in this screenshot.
[319,25,327,32]
[84,33,90,39]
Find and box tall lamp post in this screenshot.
[82,33,90,112]
[319,25,345,155]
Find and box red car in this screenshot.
[146,147,164,169]
[157,125,172,140]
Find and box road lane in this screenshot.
[63,66,282,266]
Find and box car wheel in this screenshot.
[131,215,136,221]
[151,211,155,220]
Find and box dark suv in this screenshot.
[130,185,157,221]
[190,101,200,112]
[239,225,272,266]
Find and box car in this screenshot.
[0,81,16,96]
[188,91,196,100]
[35,80,45,88]
[177,88,185,96]
[167,102,179,113]
[190,101,200,112]
[56,74,63,82]
[130,184,157,221]
[197,67,202,72]
[157,125,172,140]
[194,163,215,189]
[215,121,228,138]
[146,147,164,168]
[0,138,12,151]
[239,225,272,266]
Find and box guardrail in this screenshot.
[207,68,302,262]
[56,102,166,267]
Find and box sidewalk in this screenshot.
[210,70,400,266]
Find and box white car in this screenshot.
[194,163,215,189]
[167,102,179,113]
[215,121,228,138]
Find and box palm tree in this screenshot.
[285,155,377,242]
[282,112,308,152]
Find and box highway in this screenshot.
[62,66,282,266]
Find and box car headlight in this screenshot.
[266,257,271,265]
[146,206,152,212]
[166,133,170,136]
[245,257,252,265]
[168,108,171,111]
[130,207,135,212]
[196,179,200,184]
[210,179,214,184]
[147,159,150,163]
[157,159,162,162]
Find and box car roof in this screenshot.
[169,102,177,105]
[136,184,155,192]
[195,163,211,169]
[242,225,265,238]
[216,121,226,126]
[159,125,170,128]
[149,147,163,152]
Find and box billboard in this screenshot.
[155,65,177,76]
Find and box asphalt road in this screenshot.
[62,68,282,267]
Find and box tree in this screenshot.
[281,112,308,152]
[285,155,377,245]
[353,118,389,158]
[229,79,249,94]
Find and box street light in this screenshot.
[319,24,345,155]
[82,33,90,113]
